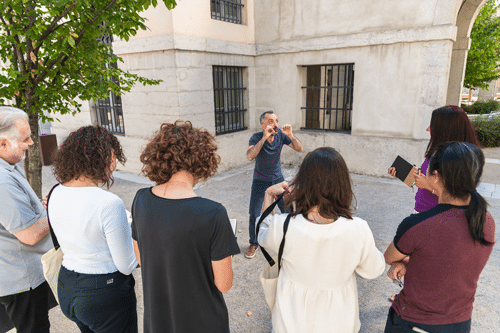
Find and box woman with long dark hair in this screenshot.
[388,105,480,213]
[49,125,138,332]
[258,147,385,333]
[384,142,495,333]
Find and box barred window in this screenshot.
[301,64,354,132]
[211,0,244,24]
[213,66,247,135]
[91,33,125,135]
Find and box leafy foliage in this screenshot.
[464,0,500,90]
[0,0,177,197]
[471,115,500,147]
[461,99,500,114]
[0,0,177,122]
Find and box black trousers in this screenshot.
[384,306,471,333]
[58,266,138,333]
[0,281,52,333]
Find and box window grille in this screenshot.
[213,66,247,135]
[91,33,125,135]
[211,0,244,24]
[301,64,354,132]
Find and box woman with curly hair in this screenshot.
[48,125,138,332]
[258,147,386,333]
[131,120,240,333]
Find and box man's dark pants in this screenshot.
[249,177,285,246]
[0,281,51,333]
[384,307,471,333]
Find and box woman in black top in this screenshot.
[131,121,240,333]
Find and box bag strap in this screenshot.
[46,184,60,250]
[255,192,287,267]
[277,214,291,272]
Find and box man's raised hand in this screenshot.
[264,125,275,139]
[281,124,293,137]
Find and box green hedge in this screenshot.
[462,99,500,115]
[471,115,500,147]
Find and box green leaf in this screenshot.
[67,35,76,47]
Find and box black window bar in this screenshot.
[213,66,247,135]
[211,0,244,24]
[91,32,125,135]
[301,64,354,132]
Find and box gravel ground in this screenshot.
[22,157,500,333]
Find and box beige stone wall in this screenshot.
[254,41,452,141]
[50,0,483,178]
[130,0,254,45]
[254,0,460,45]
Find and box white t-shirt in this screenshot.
[48,185,137,275]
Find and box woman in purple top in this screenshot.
[386,105,481,302]
[389,105,480,213]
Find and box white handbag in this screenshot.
[256,193,291,310]
[259,257,280,309]
[41,246,63,303]
[41,184,63,303]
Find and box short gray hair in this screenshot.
[260,110,274,124]
[0,106,29,142]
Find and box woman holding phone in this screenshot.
[388,105,480,213]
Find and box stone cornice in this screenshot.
[113,25,457,57]
[113,34,256,56]
[256,25,457,55]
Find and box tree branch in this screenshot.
[36,0,119,85]
[33,2,77,55]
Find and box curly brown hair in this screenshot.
[52,125,126,188]
[286,147,355,220]
[140,120,220,184]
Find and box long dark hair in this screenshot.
[286,147,355,220]
[425,105,480,160]
[428,142,492,245]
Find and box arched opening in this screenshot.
[446,0,489,105]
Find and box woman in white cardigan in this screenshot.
[48,125,138,333]
[258,147,386,333]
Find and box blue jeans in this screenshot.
[384,307,471,333]
[58,266,138,333]
[249,177,285,246]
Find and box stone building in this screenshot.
[51,0,489,176]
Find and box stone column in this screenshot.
[446,37,470,106]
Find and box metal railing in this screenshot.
[213,66,247,135]
[211,0,244,24]
[301,64,354,132]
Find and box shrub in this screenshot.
[471,115,500,147]
[463,99,500,114]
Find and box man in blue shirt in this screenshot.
[0,107,52,333]
[246,111,303,258]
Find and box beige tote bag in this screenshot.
[41,184,62,303]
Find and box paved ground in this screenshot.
[8,148,500,332]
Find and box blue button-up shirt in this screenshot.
[0,158,51,296]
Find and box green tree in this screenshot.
[464,0,500,90]
[0,0,177,198]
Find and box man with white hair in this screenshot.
[0,107,52,332]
